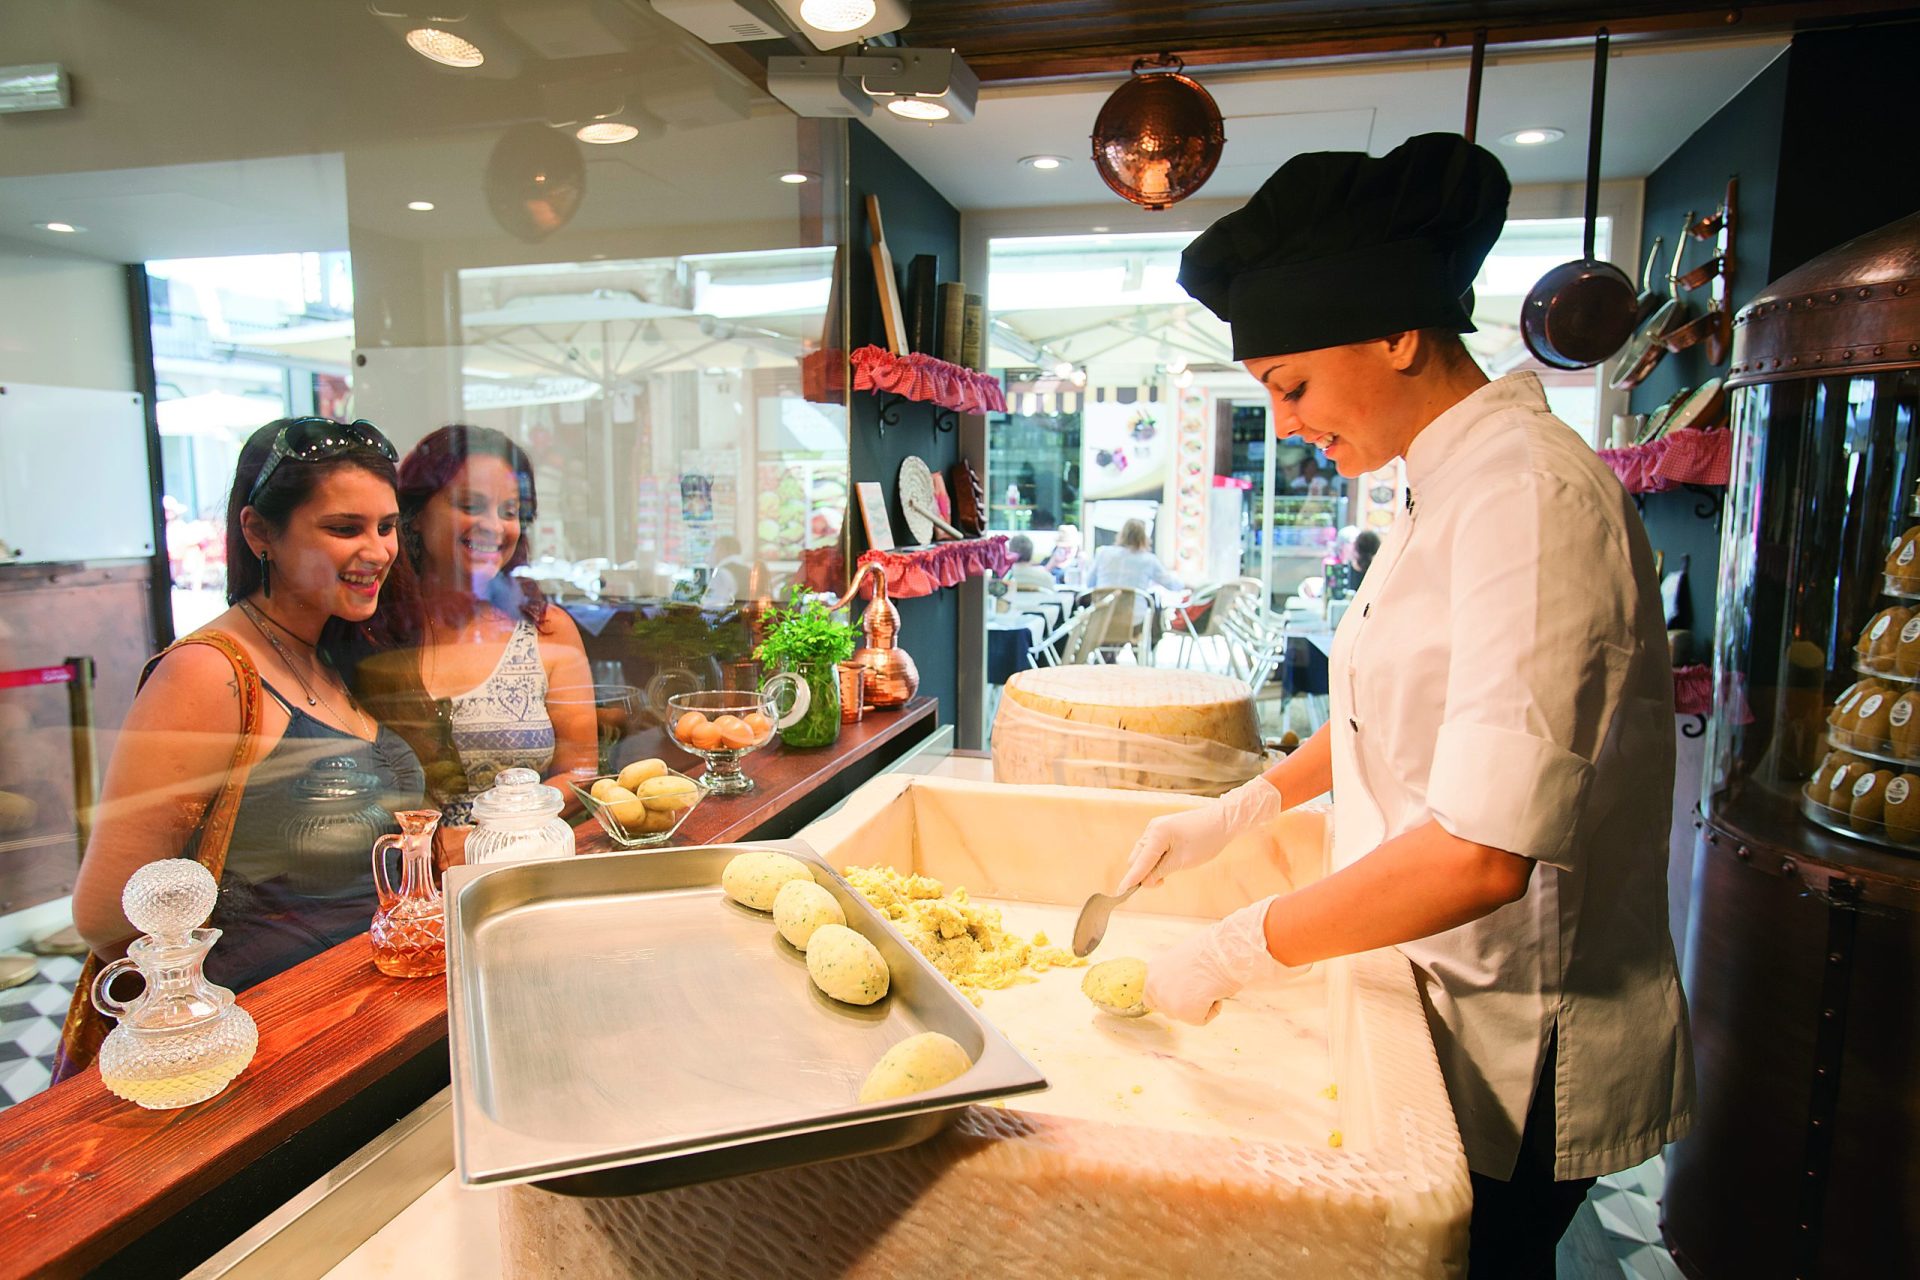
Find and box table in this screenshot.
[987,612,1043,683]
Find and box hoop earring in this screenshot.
[260,550,272,598]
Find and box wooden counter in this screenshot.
[0,699,937,1280]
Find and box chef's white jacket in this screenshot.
[1326,372,1694,1181]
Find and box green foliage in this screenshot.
[755,591,858,669]
[631,604,749,664]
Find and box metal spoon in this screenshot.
[1072,883,1138,958]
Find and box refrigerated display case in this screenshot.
[1667,212,1920,1280]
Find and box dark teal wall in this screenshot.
[848,123,963,725]
[1630,54,1788,645]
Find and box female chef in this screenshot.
[1124,134,1693,1278]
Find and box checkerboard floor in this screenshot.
[1560,1155,1684,1280]
[0,953,80,1110]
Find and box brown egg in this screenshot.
[1871,606,1913,667]
[1892,692,1920,759]
[743,711,774,743]
[1884,773,1920,843]
[675,710,708,742]
[1854,690,1895,750]
[1807,752,1844,808]
[716,719,757,750]
[1848,769,1892,832]
[1887,527,1920,590]
[1896,616,1920,678]
[1858,607,1907,669]
[686,719,723,751]
[1825,759,1870,812]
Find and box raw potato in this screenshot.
[773,879,845,951]
[721,850,815,911]
[806,924,891,1005]
[590,777,629,804]
[1082,957,1148,1014]
[618,758,669,790]
[858,1032,973,1103]
[640,774,699,811]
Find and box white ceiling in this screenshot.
[866,36,1788,211]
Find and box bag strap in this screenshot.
[139,630,268,883]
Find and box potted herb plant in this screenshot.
[755,593,858,748]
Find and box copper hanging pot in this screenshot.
[1091,54,1226,211]
[832,561,918,709]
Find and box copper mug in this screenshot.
[838,661,867,723]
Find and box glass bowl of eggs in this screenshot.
[665,680,806,794]
[571,757,704,847]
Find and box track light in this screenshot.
[768,0,910,49]
[767,47,976,123]
[369,5,523,79]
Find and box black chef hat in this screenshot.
[1179,133,1511,360]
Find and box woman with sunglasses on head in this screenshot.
[362,425,595,846]
[69,418,425,1009]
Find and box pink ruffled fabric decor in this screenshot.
[851,346,1008,414]
[1598,439,1678,494]
[855,536,1017,598]
[1653,429,1732,486]
[1673,663,1713,717]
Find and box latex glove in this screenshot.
[1117,776,1284,894]
[1145,895,1308,1025]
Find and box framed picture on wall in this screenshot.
[856,481,896,551]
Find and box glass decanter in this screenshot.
[94,859,258,1110]
[370,809,446,978]
[466,768,573,865]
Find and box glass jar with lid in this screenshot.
[465,767,573,865]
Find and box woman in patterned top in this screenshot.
[364,426,596,844]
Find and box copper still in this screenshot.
[833,561,918,709]
[1665,210,1920,1280]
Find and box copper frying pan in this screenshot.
[1519,31,1640,371]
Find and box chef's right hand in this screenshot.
[1117,776,1284,894]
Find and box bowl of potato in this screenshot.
[571,757,704,848]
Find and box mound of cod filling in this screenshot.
[846,865,1082,1004]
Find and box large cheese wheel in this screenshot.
[992,667,1263,796]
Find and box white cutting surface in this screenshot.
[973,898,1338,1150]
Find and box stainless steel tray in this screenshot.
[443,841,1047,1196]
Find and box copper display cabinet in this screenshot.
[1665,212,1920,1278]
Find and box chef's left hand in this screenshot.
[1145,895,1306,1024]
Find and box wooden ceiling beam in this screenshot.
[905,1,1917,84]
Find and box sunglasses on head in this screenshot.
[247,417,399,508]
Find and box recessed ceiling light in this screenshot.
[576,121,640,144]
[1019,154,1066,171]
[406,200,435,212]
[405,27,485,69]
[777,170,815,185]
[798,0,876,31]
[1090,225,1110,233]
[36,221,81,233]
[1500,127,1565,147]
[887,97,950,122]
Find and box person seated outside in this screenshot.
[702,535,763,607]
[1045,522,1085,585]
[1087,517,1184,626]
[1004,533,1056,593]
[1349,529,1381,583]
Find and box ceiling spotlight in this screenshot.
[769,0,910,49]
[406,200,435,212]
[777,170,815,184]
[405,27,485,68]
[1175,368,1195,389]
[577,121,640,144]
[36,221,80,233]
[1500,127,1565,147]
[1020,155,1066,171]
[860,47,978,124]
[1167,356,1188,375]
[1052,360,1075,379]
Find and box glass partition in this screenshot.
[0,0,848,1107]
